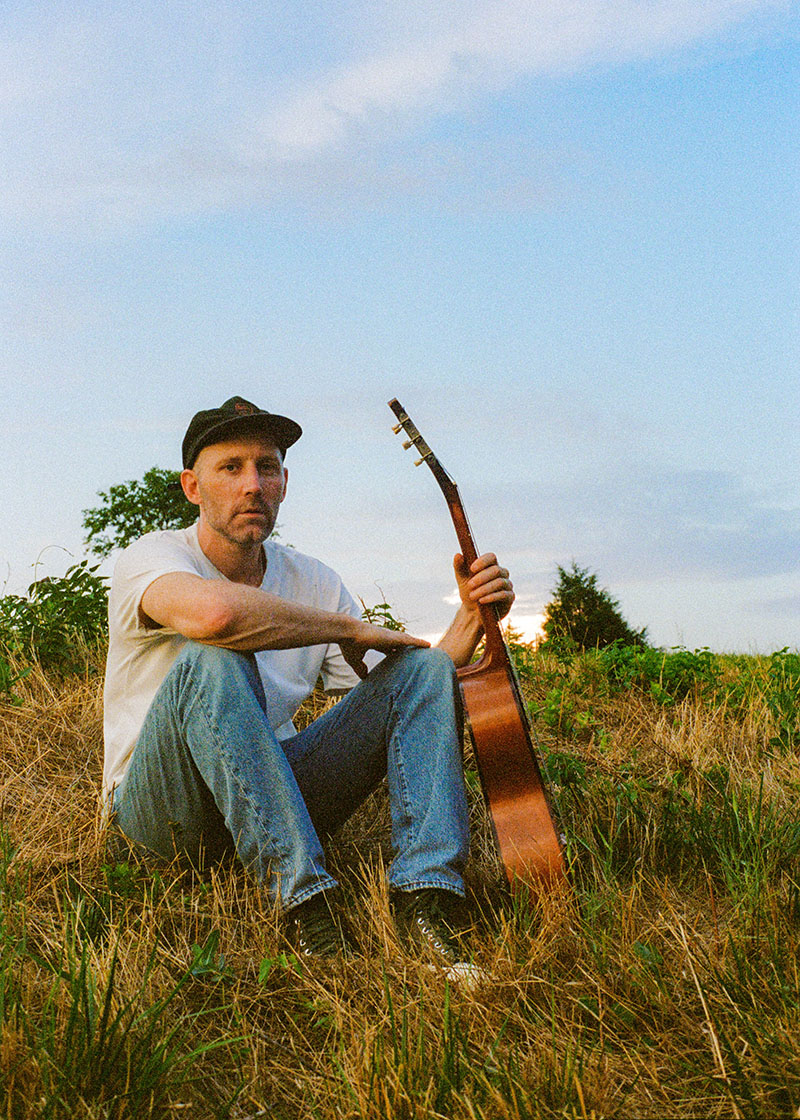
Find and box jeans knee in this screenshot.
[392,644,457,688]
[422,644,457,678]
[170,641,262,702]
[175,641,248,670]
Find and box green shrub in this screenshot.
[0,560,108,675]
[765,648,800,752]
[592,643,722,704]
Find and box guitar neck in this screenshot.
[388,399,506,661]
[444,487,507,663]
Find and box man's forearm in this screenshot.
[142,572,360,651]
[190,581,362,651]
[435,605,484,669]
[141,573,430,676]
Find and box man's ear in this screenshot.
[181,468,201,506]
[280,467,288,503]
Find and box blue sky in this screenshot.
[2,0,798,651]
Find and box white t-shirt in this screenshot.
[102,523,362,797]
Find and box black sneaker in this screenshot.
[391,888,486,985]
[283,891,356,959]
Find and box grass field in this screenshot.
[2,639,800,1118]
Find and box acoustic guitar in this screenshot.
[389,399,566,895]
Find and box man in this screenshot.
[103,396,514,967]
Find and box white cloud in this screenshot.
[0,0,789,225]
[250,0,786,158]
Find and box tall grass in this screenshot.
[2,640,800,1117]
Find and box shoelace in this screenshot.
[291,900,347,956]
[407,891,463,961]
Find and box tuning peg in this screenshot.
[414,452,432,466]
[402,439,414,450]
[392,423,403,434]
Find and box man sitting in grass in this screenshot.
[103,396,515,971]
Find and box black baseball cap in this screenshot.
[182,396,303,469]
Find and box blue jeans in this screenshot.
[112,643,469,910]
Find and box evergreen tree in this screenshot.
[541,562,647,650]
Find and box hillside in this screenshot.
[1,641,800,1118]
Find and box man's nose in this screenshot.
[241,463,263,492]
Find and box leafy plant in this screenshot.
[504,624,538,678]
[0,653,30,705]
[0,559,108,675]
[360,597,406,631]
[258,949,301,983]
[189,929,235,984]
[590,643,722,704]
[765,648,800,752]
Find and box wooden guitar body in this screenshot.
[389,399,566,895]
[458,653,564,889]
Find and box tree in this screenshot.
[541,561,647,651]
[82,467,196,558]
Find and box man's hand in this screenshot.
[454,552,515,621]
[339,620,430,680]
[436,552,515,668]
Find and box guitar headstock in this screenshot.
[388,396,494,637]
[388,398,457,500]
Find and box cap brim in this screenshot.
[185,413,302,467]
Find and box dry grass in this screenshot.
[2,646,800,1118]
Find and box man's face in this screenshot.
[182,434,288,547]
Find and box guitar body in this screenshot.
[458,653,565,889]
[389,398,566,895]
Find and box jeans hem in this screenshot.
[283,877,339,912]
[388,878,466,899]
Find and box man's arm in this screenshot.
[141,571,429,679]
[436,553,515,669]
